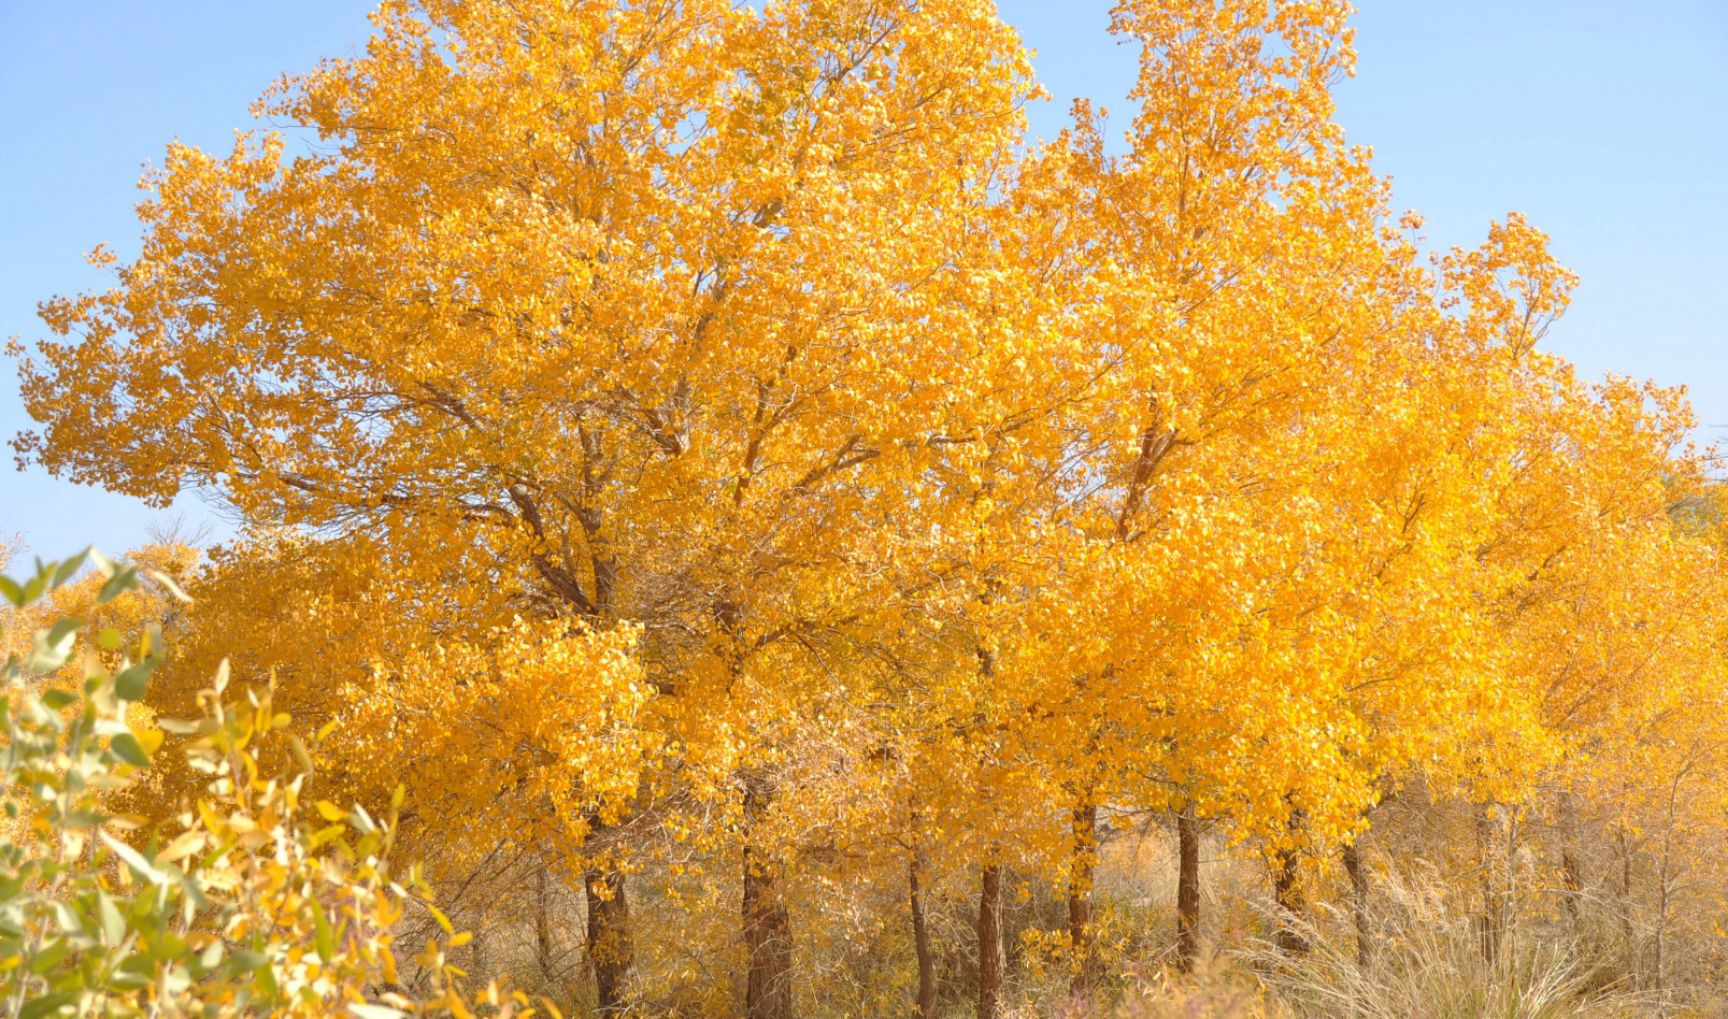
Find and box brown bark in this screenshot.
[744,775,794,1019]
[977,864,1004,1019]
[1342,841,1371,968]
[1273,810,1308,957]
[1175,802,1201,972]
[571,449,636,1014]
[1561,846,1584,922]
[471,922,489,981]
[1476,807,1503,967]
[1653,762,1692,999]
[537,864,556,982]
[585,865,635,1014]
[1656,831,1670,996]
[1559,793,1584,931]
[910,850,938,1018]
[1068,801,1098,1000]
[1619,828,1637,987]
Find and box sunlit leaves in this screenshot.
[0,558,524,1016]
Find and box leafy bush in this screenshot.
[0,550,535,1018]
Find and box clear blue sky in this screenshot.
[3,2,1725,560]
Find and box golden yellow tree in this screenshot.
[14,1,1042,1013]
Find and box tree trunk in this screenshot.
[537,864,556,983]
[1619,828,1637,987]
[1272,810,1308,957]
[585,866,634,1014]
[910,850,938,1018]
[1561,843,1584,924]
[1559,792,1583,932]
[1342,841,1370,968]
[1476,807,1502,967]
[744,775,794,1019]
[471,922,489,983]
[1503,813,1520,963]
[573,479,634,1014]
[1655,832,1669,997]
[1175,802,1201,973]
[1004,870,1029,986]
[1068,800,1098,1001]
[977,864,1004,1019]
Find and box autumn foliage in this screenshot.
[9,0,1728,1016]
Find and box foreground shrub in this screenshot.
[0,551,534,1017]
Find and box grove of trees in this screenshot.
[8,0,1728,1016]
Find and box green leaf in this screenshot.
[51,551,89,589]
[226,949,268,975]
[254,952,280,998]
[99,831,168,886]
[118,950,156,975]
[27,936,72,973]
[113,659,156,702]
[86,548,114,579]
[110,732,152,769]
[106,969,153,991]
[49,900,84,937]
[40,689,78,711]
[60,809,109,831]
[197,938,224,972]
[45,618,81,648]
[19,990,77,1019]
[27,619,81,674]
[98,890,125,945]
[312,897,336,963]
[96,565,138,605]
[20,573,46,605]
[153,929,188,961]
[0,575,24,607]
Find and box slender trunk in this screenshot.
[1342,841,1370,969]
[910,850,938,1018]
[1505,813,1520,962]
[537,864,556,982]
[472,922,489,982]
[573,468,636,1014]
[1655,828,1671,996]
[1272,846,1307,957]
[1559,792,1583,932]
[1175,802,1201,973]
[743,775,794,1019]
[1272,809,1308,957]
[1068,800,1098,1001]
[1619,828,1636,987]
[1475,807,1502,967]
[977,864,1004,1019]
[1561,844,1584,924]
[973,603,1004,1019]
[538,864,577,1013]
[1004,870,1028,984]
[585,866,634,1014]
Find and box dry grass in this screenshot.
[1100,860,1655,1019]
